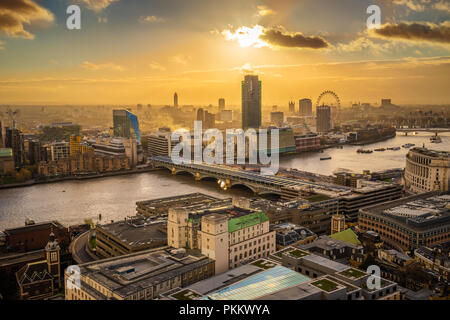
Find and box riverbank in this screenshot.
[0,167,162,190]
[349,133,397,146]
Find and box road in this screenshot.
[70,231,97,265]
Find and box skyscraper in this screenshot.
[316,105,331,134]
[288,101,295,115]
[241,75,261,129]
[113,110,141,143]
[174,92,179,108]
[218,98,225,112]
[5,127,25,168]
[299,99,313,116]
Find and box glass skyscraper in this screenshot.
[113,109,141,143]
[241,75,261,129]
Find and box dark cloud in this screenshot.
[260,29,329,49]
[0,0,54,39]
[372,22,450,44]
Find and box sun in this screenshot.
[222,25,270,48]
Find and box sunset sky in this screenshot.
[0,0,449,106]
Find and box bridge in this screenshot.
[396,128,450,135]
[150,156,350,200]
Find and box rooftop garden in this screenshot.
[339,268,367,279]
[311,279,340,292]
[171,289,202,300]
[251,259,277,270]
[287,249,309,258]
[305,194,332,203]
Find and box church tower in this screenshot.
[45,231,61,288]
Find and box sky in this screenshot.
[0,0,449,106]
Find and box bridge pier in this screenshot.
[195,172,201,181]
[171,167,176,175]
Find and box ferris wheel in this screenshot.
[315,90,341,109]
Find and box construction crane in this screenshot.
[5,107,20,128]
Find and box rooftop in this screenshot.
[409,147,450,159]
[97,216,166,249]
[329,229,361,245]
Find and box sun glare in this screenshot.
[222,25,269,48]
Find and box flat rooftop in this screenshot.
[78,248,213,298]
[136,193,223,215]
[383,194,450,219]
[410,147,450,159]
[97,216,166,248]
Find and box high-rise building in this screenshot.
[316,106,331,134]
[218,98,225,112]
[241,75,261,129]
[299,99,313,116]
[148,128,177,157]
[196,108,204,123]
[174,92,179,108]
[113,109,141,143]
[5,127,25,168]
[48,141,70,161]
[289,101,295,115]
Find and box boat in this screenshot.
[430,134,442,143]
[374,148,386,152]
[320,157,332,160]
[392,147,400,151]
[357,149,373,154]
[402,143,415,148]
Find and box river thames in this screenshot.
[0,132,448,229]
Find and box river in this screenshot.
[0,132,448,229]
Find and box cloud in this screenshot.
[370,22,450,44]
[260,28,329,49]
[256,5,276,17]
[392,0,426,12]
[79,0,119,12]
[139,15,165,24]
[433,0,450,12]
[0,0,54,40]
[221,25,328,49]
[169,54,191,65]
[81,61,124,71]
[149,61,166,71]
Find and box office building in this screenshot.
[405,147,450,193]
[218,110,232,122]
[316,105,331,134]
[95,216,167,258]
[48,141,70,161]
[271,223,317,249]
[167,198,276,274]
[174,92,179,108]
[147,128,178,157]
[5,127,25,168]
[289,101,295,115]
[294,134,320,152]
[218,98,225,112]
[69,135,93,157]
[359,192,450,252]
[0,148,14,175]
[270,112,284,127]
[299,99,312,116]
[113,109,141,143]
[65,248,215,300]
[241,75,262,129]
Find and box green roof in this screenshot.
[329,228,361,245]
[228,211,269,233]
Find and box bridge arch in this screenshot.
[229,182,257,194]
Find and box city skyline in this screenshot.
[0,0,449,105]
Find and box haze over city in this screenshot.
[0,0,449,105]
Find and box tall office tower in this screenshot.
[196,108,205,123]
[241,75,261,129]
[299,98,313,116]
[113,109,141,143]
[316,105,331,134]
[218,98,225,112]
[204,111,216,129]
[288,101,295,115]
[174,92,179,108]
[5,127,25,168]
